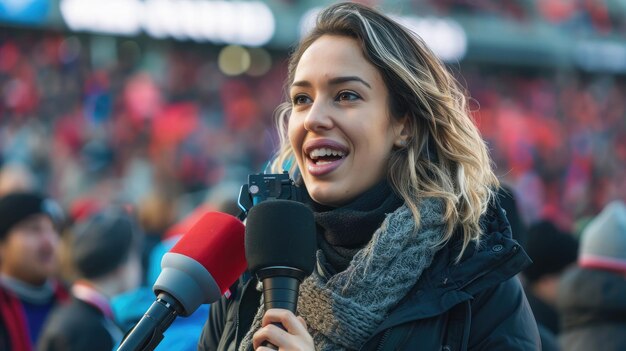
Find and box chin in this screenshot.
[307,185,336,206]
[307,184,353,207]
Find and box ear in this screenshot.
[392,114,410,148]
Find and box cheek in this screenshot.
[355,128,395,169]
[288,114,304,138]
[287,124,297,148]
[1,244,23,265]
[49,233,61,249]
[287,121,304,157]
[7,238,27,253]
[353,123,394,155]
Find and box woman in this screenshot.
[199,2,540,350]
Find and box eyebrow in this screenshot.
[291,76,372,89]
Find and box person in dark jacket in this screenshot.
[0,192,67,351]
[199,2,540,350]
[37,207,143,351]
[522,220,578,335]
[557,200,626,351]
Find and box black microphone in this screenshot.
[245,199,316,337]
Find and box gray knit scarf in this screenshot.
[239,198,446,351]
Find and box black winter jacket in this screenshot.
[198,204,540,351]
[37,297,122,351]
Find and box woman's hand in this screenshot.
[252,308,315,351]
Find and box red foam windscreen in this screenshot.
[169,212,246,293]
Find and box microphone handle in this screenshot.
[117,293,179,351]
[261,275,301,350]
[263,275,300,313]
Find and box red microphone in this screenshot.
[118,212,245,351]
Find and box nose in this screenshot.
[41,227,60,251]
[303,99,334,132]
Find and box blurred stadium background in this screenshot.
[1,0,625,234]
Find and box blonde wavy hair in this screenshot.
[269,2,499,258]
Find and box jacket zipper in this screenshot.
[375,328,392,351]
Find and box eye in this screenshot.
[336,91,360,102]
[292,94,312,105]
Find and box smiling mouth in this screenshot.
[307,147,347,165]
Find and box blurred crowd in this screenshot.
[0,9,626,350]
[1,29,624,232]
[420,0,626,35]
[0,29,283,226]
[468,68,626,233]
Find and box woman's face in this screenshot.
[288,35,406,207]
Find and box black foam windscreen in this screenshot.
[245,199,316,275]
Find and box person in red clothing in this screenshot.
[0,192,67,351]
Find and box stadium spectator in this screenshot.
[523,220,578,335]
[557,201,626,351]
[37,207,143,351]
[0,192,66,351]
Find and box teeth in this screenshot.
[309,147,346,159]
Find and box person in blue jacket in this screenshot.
[199,2,540,350]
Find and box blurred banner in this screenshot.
[59,0,276,46]
[0,0,625,72]
[0,0,50,25]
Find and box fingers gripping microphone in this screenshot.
[117,212,246,351]
[245,200,316,323]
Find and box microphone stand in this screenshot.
[116,293,181,351]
